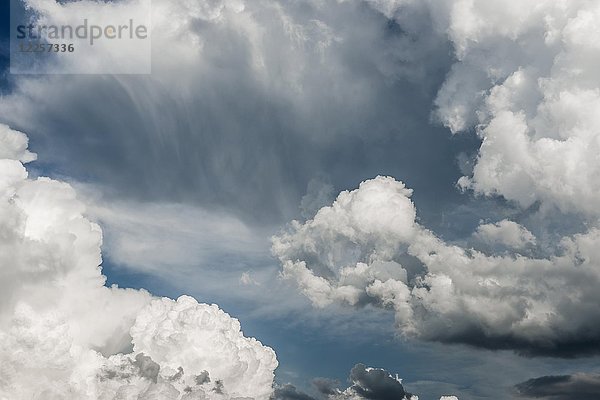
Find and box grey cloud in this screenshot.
[273,384,318,400]
[270,2,600,354]
[274,363,455,400]
[312,378,339,396]
[0,0,470,230]
[300,178,335,220]
[342,363,415,400]
[515,373,600,400]
[273,176,600,358]
[134,353,161,383]
[196,370,211,385]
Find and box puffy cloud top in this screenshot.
[0,124,37,163]
[362,0,600,216]
[0,123,278,399]
[474,220,536,250]
[272,177,416,308]
[271,0,600,359]
[131,296,278,400]
[273,177,600,357]
[433,0,600,216]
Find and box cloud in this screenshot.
[473,219,536,250]
[273,384,318,400]
[0,0,457,226]
[1,300,272,399]
[10,0,152,74]
[0,124,36,163]
[417,0,600,217]
[3,0,600,396]
[329,363,416,400]
[515,373,600,400]
[130,296,278,399]
[273,176,600,357]
[273,363,459,400]
[358,0,600,217]
[270,0,600,359]
[299,179,335,220]
[84,197,269,275]
[0,123,278,399]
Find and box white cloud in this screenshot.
[0,124,36,163]
[85,198,268,274]
[0,124,278,399]
[13,0,152,74]
[129,296,277,400]
[429,0,600,216]
[364,0,600,217]
[1,298,276,400]
[474,220,536,250]
[240,271,260,286]
[273,177,417,308]
[268,0,600,358]
[3,2,600,398]
[273,176,600,356]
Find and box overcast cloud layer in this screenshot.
[0,0,461,225]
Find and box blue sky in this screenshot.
[2,1,600,400]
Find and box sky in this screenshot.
[1,1,600,400]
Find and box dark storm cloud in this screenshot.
[345,363,414,400]
[515,373,600,400]
[274,364,421,400]
[423,329,600,359]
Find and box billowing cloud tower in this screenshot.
[0,124,278,400]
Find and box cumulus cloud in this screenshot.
[3,0,600,398]
[473,220,536,250]
[515,373,600,400]
[273,176,600,356]
[270,0,600,359]
[328,363,417,400]
[130,296,277,399]
[357,0,600,216]
[273,363,459,400]
[0,124,36,163]
[413,0,600,217]
[0,123,277,399]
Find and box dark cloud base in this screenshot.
[426,329,600,359]
[515,373,600,400]
[274,363,427,400]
